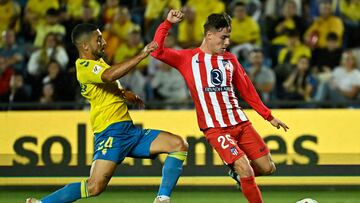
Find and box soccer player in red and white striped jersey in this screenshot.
[152,10,289,203]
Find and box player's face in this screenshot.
[90,29,106,59]
[208,27,231,55]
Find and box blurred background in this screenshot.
[0,0,359,202]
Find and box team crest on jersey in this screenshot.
[210,68,223,86]
[222,60,231,70]
[92,64,102,74]
[230,146,239,156]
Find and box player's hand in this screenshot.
[270,117,289,132]
[142,41,158,57]
[167,9,184,24]
[123,90,145,109]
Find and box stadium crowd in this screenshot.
[0,0,360,109]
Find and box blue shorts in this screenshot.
[93,121,160,164]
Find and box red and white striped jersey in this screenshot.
[151,20,273,130]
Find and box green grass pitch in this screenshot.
[1,188,359,203]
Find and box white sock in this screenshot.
[157,195,170,201]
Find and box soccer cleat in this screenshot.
[26,198,41,203]
[228,169,241,190]
[153,197,171,203]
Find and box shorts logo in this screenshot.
[230,146,238,156]
[92,65,102,74]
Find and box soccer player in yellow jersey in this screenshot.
[26,23,188,203]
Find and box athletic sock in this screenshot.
[157,151,187,197]
[41,180,89,203]
[240,176,263,203]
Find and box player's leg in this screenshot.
[251,153,276,176]
[129,129,188,203]
[150,131,188,202]
[237,122,275,177]
[26,160,117,203]
[204,126,263,203]
[232,156,263,203]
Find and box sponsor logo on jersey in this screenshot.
[210,68,223,86]
[204,86,231,92]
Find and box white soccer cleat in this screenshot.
[26,198,41,203]
[296,198,318,203]
[153,197,171,203]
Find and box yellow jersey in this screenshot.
[76,58,132,133]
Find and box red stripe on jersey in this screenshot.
[211,55,231,126]
[198,52,220,128]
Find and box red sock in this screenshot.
[240,176,263,203]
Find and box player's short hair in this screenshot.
[203,13,232,35]
[71,23,98,46]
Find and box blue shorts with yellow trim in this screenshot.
[93,121,160,164]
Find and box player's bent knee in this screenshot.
[260,161,276,175]
[87,181,106,197]
[172,135,188,152]
[233,157,254,177]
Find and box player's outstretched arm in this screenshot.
[151,10,186,68]
[270,117,289,132]
[101,41,158,82]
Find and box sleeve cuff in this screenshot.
[266,114,274,121]
[164,19,174,27]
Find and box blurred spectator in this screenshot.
[338,0,360,48]
[304,1,344,49]
[247,49,276,102]
[27,32,69,77]
[275,29,311,80]
[282,56,316,101]
[67,0,100,21]
[315,51,360,103]
[9,71,31,109]
[151,62,188,104]
[0,0,21,44]
[42,60,75,102]
[277,29,311,66]
[27,32,68,100]
[177,6,201,48]
[103,7,138,62]
[115,27,147,99]
[101,0,120,24]
[0,29,25,74]
[178,0,225,48]
[230,2,261,46]
[0,55,14,102]
[265,0,302,18]
[144,0,181,33]
[33,8,66,48]
[311,32,343,82]
[24,0,59,34]
[269,0,306,46]
[39,82,55,105]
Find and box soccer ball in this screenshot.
[296,198,319,203]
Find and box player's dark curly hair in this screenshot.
[71,23,98,46]
[203,13,232,35]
